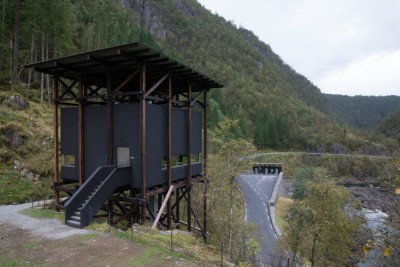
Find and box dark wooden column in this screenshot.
[140,63,147,224]
[187,83,192,231]
[106,71,113,165]
[53,76,59,210]
[167,75,172,229]
[203,90,208,237]
[176,188,180,227]
[78,75,84,186]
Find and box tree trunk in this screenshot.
[0,0,6,74]
[11,0,20,88]
[310,234,318,267]
[291,251,297,267]
[28,6,37,90]
[46,37,50,104]
[28,26,35,90]
[229,176,233,261]
[40,23,44,103]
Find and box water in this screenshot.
[356,209,389,267]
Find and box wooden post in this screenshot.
[152,185,175,229]
[203,90,208,237]
[78,75,84,186]
[187,83,192,231]
[53,76,59,210]
[176,188,180,227]
[107,71,113,165]
[167,75,172,229]
[140,63,147,224]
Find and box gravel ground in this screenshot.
[0,200,91,240]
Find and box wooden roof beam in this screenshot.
[113,68,141,94]
[144,73,170,98]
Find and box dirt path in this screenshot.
[0,202,145,266]
[0,201,90,240]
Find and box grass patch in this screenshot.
[0,259,30,267]
[275,197,294,231]
[82,232,97,239]
[130,246,184,267]
[0,171,34,205]
[21,207,64,222]
[86,222,221,266]
[22,242,38,250]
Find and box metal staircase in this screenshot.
[64,165,131,228]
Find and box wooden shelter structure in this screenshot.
[25,43,222,238]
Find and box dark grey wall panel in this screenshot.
[192,110,202,153]
[60,102,203,188]
[84,105,107,178]
[60,108,78,155]
[163,162,202,182]
[171,107,187,156]
[112,103,140,187]
[146,104,166,188]
[61,165,78,181]
[60,107,78,180]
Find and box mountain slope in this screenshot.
[120,0,341,148]
[0,0,398,154]
[324,94,400,130]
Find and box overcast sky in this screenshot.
[197,0,400,96]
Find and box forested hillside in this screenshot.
[324,94,400,130]
[0,0,398,154]
[379,107,400,142]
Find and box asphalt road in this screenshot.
[237,174,287,266]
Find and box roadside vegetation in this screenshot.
[258,154,400,266]
[206,119,261,265]
[280,167,361,266]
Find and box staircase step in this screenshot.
[73,211,81,216]
[70,215,81,221]
[66,220,81,227]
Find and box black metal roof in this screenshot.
[24,43,223,92]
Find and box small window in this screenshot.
[162,157,167,169]
[63,154,75,165]
[117,147,130,167]
[191,153,200,163]
[178,155,188,165]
